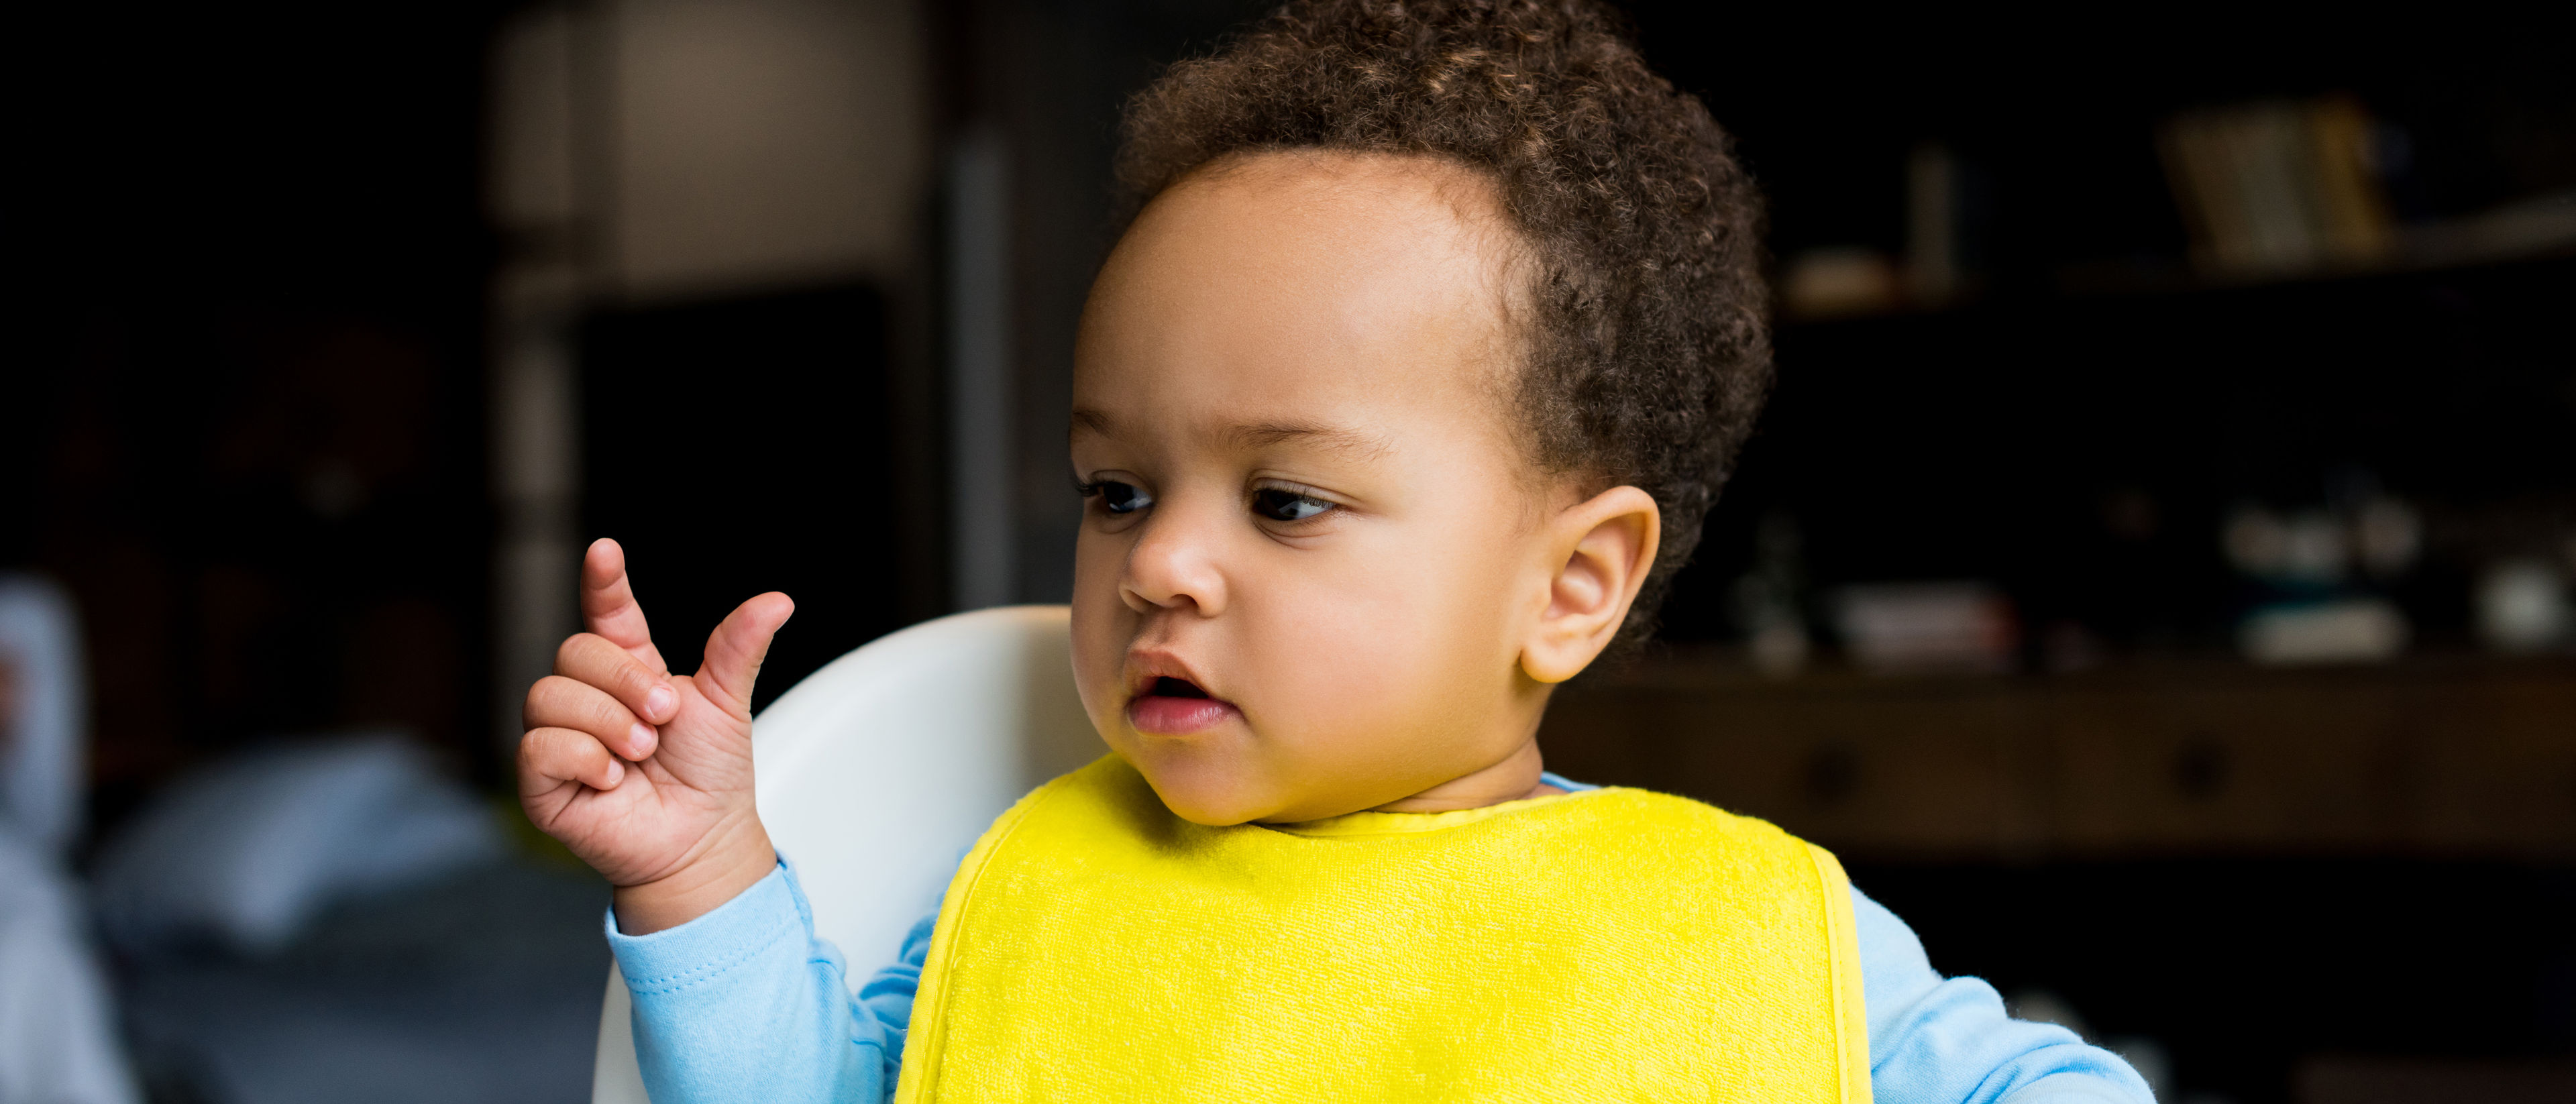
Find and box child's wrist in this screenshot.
[610,814,778,936]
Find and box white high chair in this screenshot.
[590,606,1101,1104]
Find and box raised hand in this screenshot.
[519,537,794,933]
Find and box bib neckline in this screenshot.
[1258,784,1611,838]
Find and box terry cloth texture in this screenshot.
[894,755,1872,1103]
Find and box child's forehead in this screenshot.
[1069,319,1521,469]
[1089,153,1519,327]
[1073,152,1526,460]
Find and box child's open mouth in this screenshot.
[1126,675,1240,734]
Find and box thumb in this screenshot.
[698,592,794,710]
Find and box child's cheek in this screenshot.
[1240,552,1442,751]
[1067,535,1138,732]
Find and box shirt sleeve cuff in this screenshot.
[2000,1071,2153,1104]
[606,860,810,995]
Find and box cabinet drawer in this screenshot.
[2399,674,2576,852]
[2049,684,2406,851]
[1546,661,2576,859]
[1550,684,2041,857]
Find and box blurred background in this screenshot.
[4,2,2571,1102]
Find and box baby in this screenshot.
[520,2,2155,1101]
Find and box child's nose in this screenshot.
[1120,505,1229,617]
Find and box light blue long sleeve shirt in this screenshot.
[609,778,2153,1104]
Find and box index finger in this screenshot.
[582,538,667,670]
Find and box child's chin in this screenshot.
[1129,757,1278,827]
[1156,790,1270,827]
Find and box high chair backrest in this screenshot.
[592,606,1098,1104]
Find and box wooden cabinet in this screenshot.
[2047,679,2407,852]
[1550,680,2045,858]
[2399,671,2576,850]
[1540,656,2576,860]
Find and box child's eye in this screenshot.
[1250,487,1334,522]
[1085,480,1153,515]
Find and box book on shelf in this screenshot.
[2157,95,2396,278]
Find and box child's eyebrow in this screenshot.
[1070,408,1118,438]
[1226,420,1393,458]
[1070,407,1392,459]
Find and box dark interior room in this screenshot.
[6,3,2571,1102]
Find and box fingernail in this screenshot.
[629,722,656,757]
[645,685,675,718]
[602,760,625,788]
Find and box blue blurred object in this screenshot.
[0,575,87,856]
[93,734,504,957]
[99,734,609,1104]
[120,857,608,1104]
[0,573,143,1104]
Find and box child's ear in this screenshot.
[1520,485,1660,684]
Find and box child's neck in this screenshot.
[1364,738,1559,815]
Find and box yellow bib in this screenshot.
[894,756,1870,1103]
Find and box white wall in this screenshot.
[491,0,928,300]
[606,0,926,298]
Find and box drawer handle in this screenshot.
[1807,742,1862,806]
[2172,736,2231,802]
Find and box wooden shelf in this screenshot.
[1540,654,2576,861]
[1770,239,2576,331]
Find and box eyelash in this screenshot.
[1250,485,1335,523]
[1073,479,1341,525]
[1074,479,1154,515]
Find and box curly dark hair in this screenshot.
[1116,0,1770,646]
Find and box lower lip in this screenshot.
[1126,694,1240,734]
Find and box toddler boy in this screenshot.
[519,2,2156,1101]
